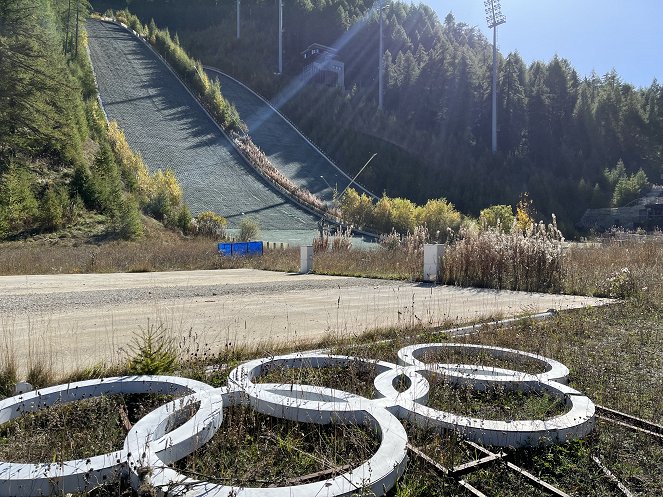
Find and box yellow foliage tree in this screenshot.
[415,198,462,242]
[515,193,535,232]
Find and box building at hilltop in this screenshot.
[301,43,345,90]
[579,185,663,232]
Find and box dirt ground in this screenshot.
[0,268,609,376]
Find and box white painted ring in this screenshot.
[374,365,595,448]
[127,385,408,497]
[0,376,212,497]
[398,343,570,384]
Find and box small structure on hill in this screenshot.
[301,43,345,90]
[579,185,663,231]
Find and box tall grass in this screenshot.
[442,220,564,293]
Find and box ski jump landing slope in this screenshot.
[205,68,376,203]
[87,20,317,230]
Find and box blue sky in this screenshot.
[426,0,663,88]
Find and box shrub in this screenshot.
[90,143,123,217]
[339,188,373,228]
[107,120,152,201]
[126,326,176,375]
[195,211,227,239]
[0,359,17,398]
[597,267,636,299]
[238,217,260,241]
[176,205,193,234]
[145,169,183,223]
[515,193,535,232]
[416,198,462,242]
[612,169,648,207]
[479,204,514,233]
[0,165,38,235]
[116,195,144,240]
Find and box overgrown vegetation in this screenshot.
[340,188,462,240]
[0,240,662,496]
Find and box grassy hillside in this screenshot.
[0,0,190,242]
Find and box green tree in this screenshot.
[479,204,514,232]
[416,198,462,241]
[0,165,38,235]
[612,169,648,207]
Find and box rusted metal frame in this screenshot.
[118,405,133,433]
[590,455,635,497]
[464,441,571,497]
[282,464,354,485]
[457,480,490,497]
[449,452,505,477]
[596,405,663,436]
[406,443,488,497]
[598,415,663,441]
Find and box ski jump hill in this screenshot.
[87,20,372,235]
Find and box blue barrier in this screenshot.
[218,241,264,256]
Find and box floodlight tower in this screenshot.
[484,0,506,154]
[277,0,283,74]
[237,0,240,39]
[378,0,384,110]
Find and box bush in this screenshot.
[126,326,176,375]
[107,120,152,201]
[0,165,38,235]
[195,211,227,239]
[416,198,462,242]
[238,217,260,241]
[176,205,193,234]
[479,204,514,233]
[116,195,144,240]
[339,188,373,228]
[145,169,183,223]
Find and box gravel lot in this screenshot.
[1,269,609,376]
[205,68,375,202]
[87,20,317,230]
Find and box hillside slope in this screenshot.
[87,20,317,230]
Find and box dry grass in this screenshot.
[0,234,298,275]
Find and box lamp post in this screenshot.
[484,0,506,154]
[277,0,283,74]
[378,0,384,110]
[237,0,240,39]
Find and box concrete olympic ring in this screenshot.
[0,376,212,496]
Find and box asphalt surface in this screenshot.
[205,68,375,202]
[1,269,609,376]
[87,20,317,230]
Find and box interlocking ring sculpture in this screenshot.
[0,343,595,497]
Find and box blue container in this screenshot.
[218,243,233,257]
[218,241,264,256]
[233,242,249,255]
[247,241,263,255]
